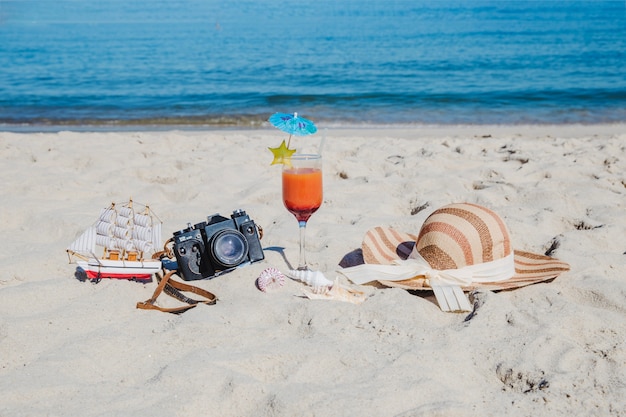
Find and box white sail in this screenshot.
[113,226,130,239]
[118,206,134,219]
[134,213,152,227]
[152,222,162,252]
[96,235,117,250]
[115,216,131,227]
[132,225,151,241]
[133,240,154,253]
[113,204,131,227]
[68,227,97,253]
[95,221,114,236]
[99,208,117,223]
[115,238,134,251]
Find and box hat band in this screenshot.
[339,252,515,287]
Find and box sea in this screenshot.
[1,0,625,130]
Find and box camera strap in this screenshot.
[136,270,217,314]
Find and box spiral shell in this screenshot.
[301,278,367,305]
[287,269,333,290]
[256,267,286,292]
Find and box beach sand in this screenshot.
[0,125,624,416]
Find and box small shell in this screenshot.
[256,267,286,292]
[302,278,367,305]
[287,269,334,289]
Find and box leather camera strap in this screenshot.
[136,270,217,314]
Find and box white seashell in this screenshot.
[287,269,334,290]
[256,267,286,292]
[302,278,367,305]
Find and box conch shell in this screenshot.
[287,270,366,305]
[287,269,334,290]
[302,278,367,305]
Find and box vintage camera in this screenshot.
[172,209,264,280]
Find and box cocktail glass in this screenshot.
[282,154,323,271]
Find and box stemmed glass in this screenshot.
[282,154,323,271]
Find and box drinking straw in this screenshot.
[318,128,326,155]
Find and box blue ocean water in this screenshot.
[1,0,625,129]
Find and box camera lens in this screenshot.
[210,230,249,268]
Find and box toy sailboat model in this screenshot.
[67,200,162,282]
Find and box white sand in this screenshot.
[0,125,624,416]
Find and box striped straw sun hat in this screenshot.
[353,203,570,291]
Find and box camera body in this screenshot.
[172,209,264,280]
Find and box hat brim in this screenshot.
[362,227,570,292]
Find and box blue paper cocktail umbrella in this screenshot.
[269,112,317,148]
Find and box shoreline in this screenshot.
[2,121,626,137]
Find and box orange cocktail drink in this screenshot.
[281,153,322,270]
[282,167,323,223]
